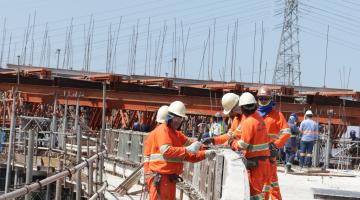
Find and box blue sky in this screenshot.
[0,0,359,90]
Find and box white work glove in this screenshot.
[186,141,201,153]
[205,150,217,160]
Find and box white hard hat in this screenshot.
[239,92,257,106]
[168,101,188,120]
[214,112,222,118]
[156,105,169,123]
[305,110,313,116]
[222,93,239,115]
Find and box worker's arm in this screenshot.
[176,130,206,150]
[273,112,291,148]
[184,151,206,163]
[159,131,189,159]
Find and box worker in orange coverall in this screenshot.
[257,86,291,200]
[202,92,244,146]
[143,105,169,186]
[144,101,217,200]
[229,92,270,200]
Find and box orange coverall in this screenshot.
[144,123,205,200]
[231,112,270,200]
[262,110,291,200]
[213,114,243,145]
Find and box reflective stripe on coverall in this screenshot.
[262,110,290,200]
[231,112,270,200]
[146,123,205,200]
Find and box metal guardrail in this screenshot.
[105,129,249,200]
[106,129,147,163]
[0,151,106,200]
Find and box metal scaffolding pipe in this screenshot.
[55,161,63,200]
[46,93,58,200]
[88,181,108,200]
[75,93,82,200]
[0,151,106,200]
[99,82,106,199]
[88,161,94,197]
[4,88,16,194]
[24,130,35,200]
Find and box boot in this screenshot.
[285,164,294,173]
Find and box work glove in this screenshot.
[205,150,217,160]
[186,141,201,153]
[202,137,214,145]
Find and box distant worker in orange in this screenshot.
[257,86,291,200]
[230,92,270,200]
[145,101,216,200]
[203,92,243,145]
[143,105,169,187]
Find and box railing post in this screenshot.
[88,160,94,197]
[24,130,35,200]
[55,160,63,200]
[75,93,82,200]
[4,88,16,194]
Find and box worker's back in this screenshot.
[300,118,319,142]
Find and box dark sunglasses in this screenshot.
[258,97,271,101]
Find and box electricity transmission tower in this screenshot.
[273,0,301,85]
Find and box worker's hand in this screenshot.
[186,141,201,153]
[269,142,278,150]
[229,140,240,151]
[202,137,214,145]
[205,150,217,160]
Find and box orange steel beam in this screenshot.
[1,83,360,125]
[126,78,173,87]
[185,83,243,91]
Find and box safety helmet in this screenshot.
[305,110,313,116]
[350,130,357,138]
[257,85,272,97]
[239,92,257,106]
[222,93,239,115]
[156,105,169,123]
[290,112,298,118]
[288,115,297,123]
[168,101,188,120]
[214,112,222,118]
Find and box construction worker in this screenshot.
[229,92,270,200]
[349,130,360,169]
[146,101,216,200]
[203,92,243,145]
[144,105,169,185]
[257,85,290,200]
[284,113,300,172]
[299,110,319,169]
[209,112,227,137]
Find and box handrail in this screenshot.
[0,151,106,200]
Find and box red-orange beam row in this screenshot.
[1,83,360,125]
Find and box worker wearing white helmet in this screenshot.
[156,105,169,124]
[145,101,216,200]
[203,93,244,145]
[299,109,319,169]
[229,92,271,200]
[209,112,228,137]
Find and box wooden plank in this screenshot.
[212,155,224,200]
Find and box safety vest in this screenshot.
[235,112,270,159]
[148,124,192,175]
[213,115,243,145]
[210,121,226,136]
[300,118,319,142]
[262,110,291,148]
